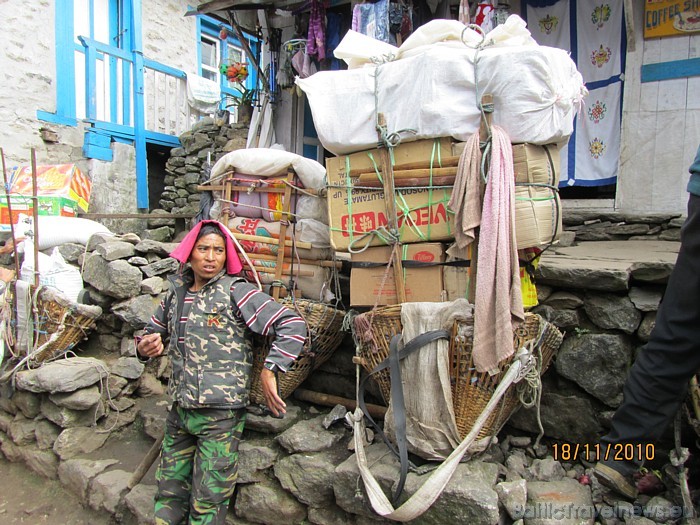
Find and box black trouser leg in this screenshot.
[601,194,700,474]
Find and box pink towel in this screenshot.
[170,220,243,275]
[449,127,524,374]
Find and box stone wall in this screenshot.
[0,206,692,524]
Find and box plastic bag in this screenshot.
[20,241,84,302]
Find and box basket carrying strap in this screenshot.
[357,329,450,506]
[351,346,534,522]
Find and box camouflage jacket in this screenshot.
[145,269,306,409]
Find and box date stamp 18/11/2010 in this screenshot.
[551,443,655,463]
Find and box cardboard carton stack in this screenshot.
[326,138,561,308]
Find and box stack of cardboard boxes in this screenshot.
[326,139,561,308]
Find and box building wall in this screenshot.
[0,0,69,168]
[616,3,700,214]
[0,0,200,218]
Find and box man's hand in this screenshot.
[260,368,286,417]
[0,267,15,284]
[137,333,164,358]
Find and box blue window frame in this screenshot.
[196,16,260,114]
[38,0,128,126]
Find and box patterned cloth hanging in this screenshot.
[524,0,624,187]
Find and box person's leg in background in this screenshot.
[596,194,700,497]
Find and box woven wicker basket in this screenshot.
[20,285,102,364]
[249,299,346,405]
[353,306,563,440]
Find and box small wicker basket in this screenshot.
[353,306,563,440]
[249,299,346,405]
[18,285,102,364]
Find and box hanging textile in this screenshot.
[352,0,394,44]
[524,0,625,187]
[325,11,343,70]
[307,0,326,60]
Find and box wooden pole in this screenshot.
[377,113,406,303]
[127,434,164,489]
[357,167,458,183]
[229,231,311,251]
[293,388,387,420]
[0,148,21,276]
[30,149,39,288]
[272,169,295,300]
[248,252,343,269]
[241,264,314,277]
[348,155,460,177]
[221,177,233,227]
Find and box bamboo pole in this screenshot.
[272,169,295,300]
[30,149,39,288]
[230,231,311,250]
[0,148,21,276]
[348,155,461,177]
[249,252,343,269]
[377,113,406,303]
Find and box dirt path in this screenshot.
[0,459,117,525]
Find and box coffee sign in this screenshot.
[645,0,700,38]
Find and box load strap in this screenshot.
[350,346,536,521]
[357,329,450,505]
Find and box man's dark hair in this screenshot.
[197,224,226,241]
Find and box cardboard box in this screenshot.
[451,141,562,249]
[443,245,473,301]
[9,164,92,212]
[350,243,446,307]
[326,139,455,252]
[512,144,562,249]
[0,195,77,231]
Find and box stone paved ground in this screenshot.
[0,458,117,524]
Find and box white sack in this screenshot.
[20,242,84,302]
[14,214,112,251]
[297,16,586,155]
[209,148,326,189]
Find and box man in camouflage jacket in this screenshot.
[137,221,306,525]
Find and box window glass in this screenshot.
[74,0,90,43]
[201,35,219,82]
[94,0,111,43]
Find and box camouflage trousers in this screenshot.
[154,404,246,525]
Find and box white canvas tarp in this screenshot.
[296,16,587,156]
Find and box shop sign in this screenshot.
[645,0,700,38]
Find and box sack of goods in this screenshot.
[297,16,586,156]
[208,148,339,304]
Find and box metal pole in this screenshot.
[0,148,21,276]
[30,149,39,288]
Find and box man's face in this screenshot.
[189,233,226,287]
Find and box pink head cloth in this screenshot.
[169,220,243,275]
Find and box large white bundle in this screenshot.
[209,148,325,189]
[208,148,328,223]
[297,17,586,156]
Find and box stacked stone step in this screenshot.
[161,117,249,217]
